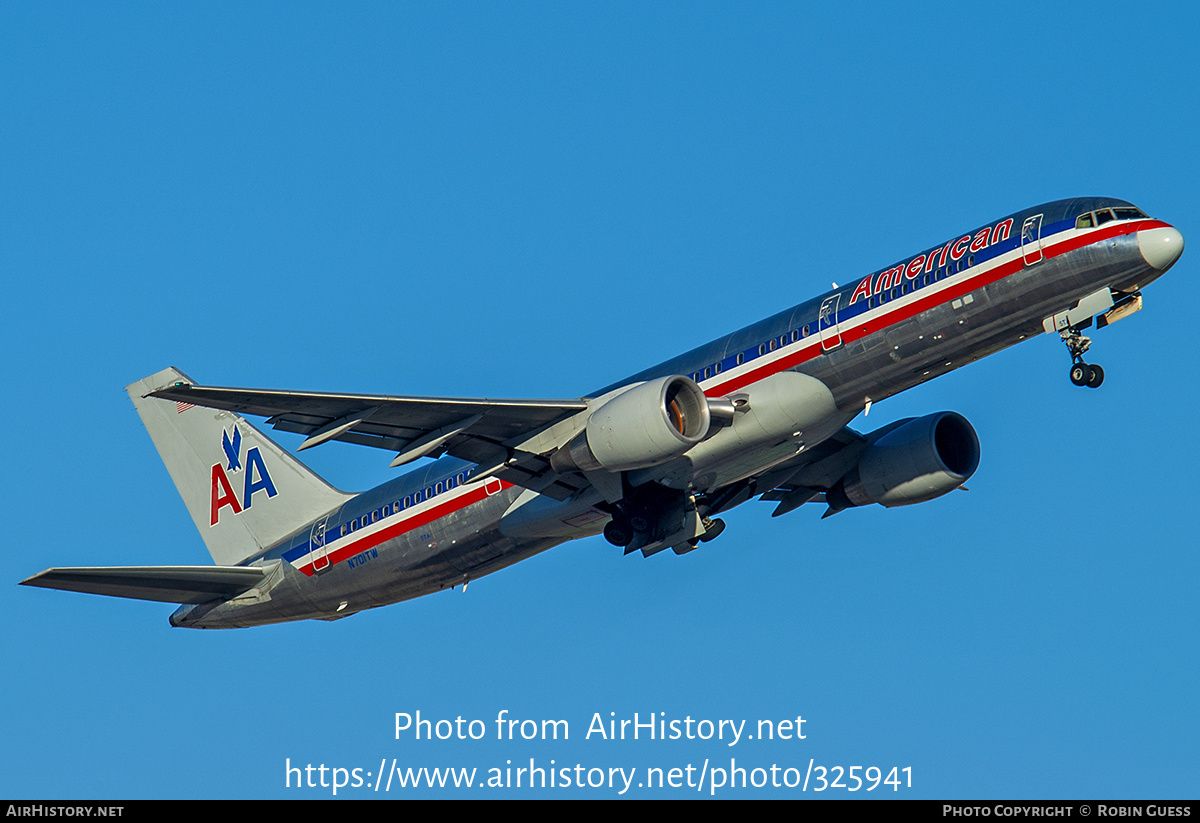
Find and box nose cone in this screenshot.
[1138,226,1184,271]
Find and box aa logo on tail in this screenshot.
[210,426,278,526]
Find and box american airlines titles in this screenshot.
[848,218,1014,306]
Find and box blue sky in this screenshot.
[2,2,1196,799]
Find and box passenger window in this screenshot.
[736,353,745,365]
[392,502,400,514]
[768,339,776,352]
[802,325,810,337]
[341,524,348,537]
[758,344,766,356]
[714,361,722,374]
[703,367,711,379]
[791,330,799,343]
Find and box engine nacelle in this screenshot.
[827,412,980,510]
[632,370,846,490]
[551,376,710,473]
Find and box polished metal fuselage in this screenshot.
[173,197,1172,628]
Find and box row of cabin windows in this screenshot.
[1076,207,1147,229]
[862,255,973,309]
[692,326,816,381]
[339,467,477,537]
[689,249,982,381]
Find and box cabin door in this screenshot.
[310,516,331,573]
[818,294,843,352]
[1021,214,1044,265]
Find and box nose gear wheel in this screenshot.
[1061,328,1104,389]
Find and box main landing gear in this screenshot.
[603,512,726,548]
[1061,327,1104,388]
[601,489,727,555]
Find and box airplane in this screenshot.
[21,197,1184,629]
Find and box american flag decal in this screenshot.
[176,401,195,413]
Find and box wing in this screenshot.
[148,373,593,500]
[147,371,870,514]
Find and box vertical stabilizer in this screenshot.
[127,368,354,566]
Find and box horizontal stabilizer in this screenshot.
[20,566,265,604]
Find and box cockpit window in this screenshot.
[1113,207,1147,221]
[1078,207,1147,229]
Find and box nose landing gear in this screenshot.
[1061,327,1104,388]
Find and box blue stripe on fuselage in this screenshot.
[593,197,1130,397]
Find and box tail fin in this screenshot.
[127,367,353,566]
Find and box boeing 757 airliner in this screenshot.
[22,197,1184,628]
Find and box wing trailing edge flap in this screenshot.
[20,565,266,605]
[754,426,868,515]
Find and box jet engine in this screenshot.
[826,412,980,511]
[631,370,848,490]
[550,375,711,473]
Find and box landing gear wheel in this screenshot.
[699,517,726,543]
[1070,362,1090,387]
[604,519,633,547]
[1061,327,1099,388]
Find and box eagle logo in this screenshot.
[222,427,242,472]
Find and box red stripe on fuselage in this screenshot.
[704,219,1168,398]
[298,217,1168,574]
[297,480,513,576]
